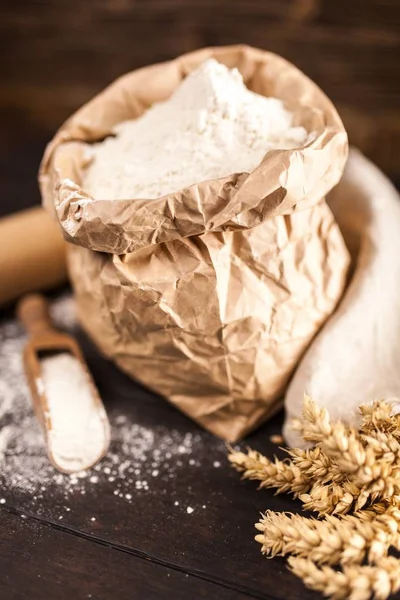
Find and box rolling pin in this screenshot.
[0,206,68,306]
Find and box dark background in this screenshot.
[0,0,399,193]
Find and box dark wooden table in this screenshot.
[0,332,309,600]
[0,125,397,600]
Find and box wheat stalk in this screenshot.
[286,445,342,484]
[227,448,311,497]
[230,401,400,514]
[255,508,400,565]
[300,396,366,463]
[229,447,388,517]
[359,401,400,437]
[299,481,359,516]
[355,502,400,523]
[301,397,400,468]
[299,398,400,507]
[299,479,400,516]
[288,556,400,600]
[230,397,400,600]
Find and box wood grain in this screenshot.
[0,508,254,600]
[0,0,399,176]
[0,325,318,600]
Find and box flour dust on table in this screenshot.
[0,294,226,514]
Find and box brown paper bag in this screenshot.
[39,45,349,441]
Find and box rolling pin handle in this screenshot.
[17,294,54,335]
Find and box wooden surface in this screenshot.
[0,307,320,600]
[0,509,251,600]
[0,0,399,177]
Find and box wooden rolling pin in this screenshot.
[0,207,68,306]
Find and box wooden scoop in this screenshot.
[18,294,111,474]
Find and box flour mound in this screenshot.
[41,353,107,473]
[84,59,309,200]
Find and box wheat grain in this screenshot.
[231,397,400,599]
[288,556,400,600]
[230,400,400,513]
[286,446,342,484]
[299,479,364,516]
[256,509,400,566]
[359,401,400,437]
[299,398,400,506]
[296,394,336,443]
[228,448,310,497]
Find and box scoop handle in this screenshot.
[17,294,54,336]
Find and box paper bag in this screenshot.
[39,45,349,441]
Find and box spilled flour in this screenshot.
[0,294,225,513]
[84,58,309,200]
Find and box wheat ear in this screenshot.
[359,400,400,437]
[227,448,311,497]
[288,556,400,600]
[256,509,400,565]
[300,397,400,506]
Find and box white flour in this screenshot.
[84,59,309,200]
[40,353,108,473]
[0,294,225,514]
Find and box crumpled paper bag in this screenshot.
[39,45,349,441]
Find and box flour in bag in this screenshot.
[84,59,309,200]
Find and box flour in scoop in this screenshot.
[40,353,107,472]
[84,59,309,200]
